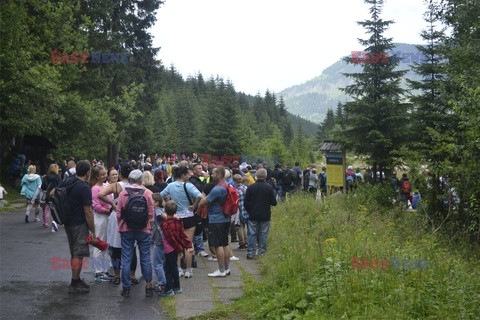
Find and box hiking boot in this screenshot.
[246,255,254,260]
[130,277,139,285]
[146,287,154,297]
[121,288,130,298]
[208,269,227,277]
[68,283,89,294]
[192,256,198,268]
[78,278,90,289]
[113,277,121,285]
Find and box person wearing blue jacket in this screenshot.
[20,165,42,223]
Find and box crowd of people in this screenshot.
[15,153,420,297]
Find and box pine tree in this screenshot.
[341,0,408,180]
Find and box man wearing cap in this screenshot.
[116,169,155,297]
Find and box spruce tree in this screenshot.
[341,0,408,180]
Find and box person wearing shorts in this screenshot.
[198,166,231,277]
[57,160,96,294]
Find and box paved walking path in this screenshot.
[0,208,260,319]
[174,250,260,319]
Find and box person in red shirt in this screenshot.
[160,200,193,296]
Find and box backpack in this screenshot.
[303,171,310,190]
[402,180,411,194]
[319,172,326,189]
[218,183,240,217]
[48,179,81,225]
[346,173,355,186]
[121,188,149,229]
[283,169,295,189]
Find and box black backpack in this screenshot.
[49,179,81,225]
[121,188,149,229]
[283,169,295,189]
[303,170,310,190]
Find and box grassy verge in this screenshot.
[233,185,480,319]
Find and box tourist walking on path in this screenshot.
[21,165,42,223]
[244,168,277,259]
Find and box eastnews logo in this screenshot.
[351,257,429,270]
[351,51,429,64]
[51,51,130,64]
[51,257,117,269]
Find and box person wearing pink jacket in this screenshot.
[90,166,113,282]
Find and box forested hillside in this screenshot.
[280,43,424,123]
[0,0,316,176]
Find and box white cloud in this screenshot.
[150,0,429,95]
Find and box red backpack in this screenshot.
[218,183,240,217]
[402,180,411,194]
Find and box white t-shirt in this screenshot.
[0,187,5,199]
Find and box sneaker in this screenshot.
[34,216,40,222]
[161,289,174,297]
[130,277,139,285]
[68,284,89,294]
[236,245,246,251]
[208,269,227,277]
[154,284,165,293]
[25,215,29,223]
[184,271,193,279]
[207,256,218,262]
[230,256,240,261]
[78,278,90,289]
[95,273,112,282]
[121,288,130,298]
[178,269,184,277]
[225,269,231,275]
[105,272,116,279]
[114,277,120,285]
[43,223,48,228]
[173,287,182,294]
[52,221,59,232]
[146,287,154,297]
[197,251,209,257]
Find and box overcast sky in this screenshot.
[150,0,429,96]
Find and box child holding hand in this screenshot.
[160,200,193,297]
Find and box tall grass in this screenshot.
[235,185,480,319]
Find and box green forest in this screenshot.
[0,0,316,173]
[1,0,479,240]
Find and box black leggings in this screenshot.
[110,247,137,272]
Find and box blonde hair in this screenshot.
[89,165,105,188]
[233,174,242,183]
[27,165,36,174]
[48,163,59,175]
[142,171,154,187]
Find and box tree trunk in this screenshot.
[107,143,119,168]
